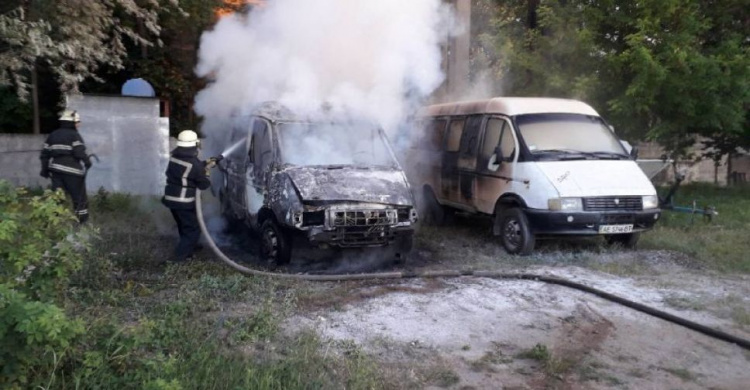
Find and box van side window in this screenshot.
[481,119,503,159]
[445,118,464,152]
[460,115,482,157]
[251,120,272,170]
[499,121,516,159]
[482,118,516,161]
[429,119,447,151]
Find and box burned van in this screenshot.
[218,103,417,265]
[405,97,660,255]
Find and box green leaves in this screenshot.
[0,181,86,386]
[481,0,748,155]
[0,0,184,100]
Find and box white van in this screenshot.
[407,97,660,255]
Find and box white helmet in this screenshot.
[59,109,80,123]
[177,130,200,147]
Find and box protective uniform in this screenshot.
[40,110,91,223]
[162,130,211,262]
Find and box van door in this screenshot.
[225,117,251,216]
[246,118,273,225]
[441,117,464,202]
[476,116,518,213]
[457,115,483,206]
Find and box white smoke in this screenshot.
[194,0,456,133]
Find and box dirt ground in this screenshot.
[281,249,750,389]
[202,197,749,389]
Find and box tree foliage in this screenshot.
[479,0,749,157]
[0,0,182,100]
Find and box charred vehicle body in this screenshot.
[218,103,417,265]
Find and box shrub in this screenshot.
[0,181,86,387]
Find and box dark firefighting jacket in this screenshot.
[40,121,91,176]
[162,147,211,209]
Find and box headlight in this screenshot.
[548,198,583,211]
[642,195,659,210]
[386,209,398,224]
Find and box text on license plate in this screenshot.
[599,224,634,234]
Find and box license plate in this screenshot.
[599,224,634,234]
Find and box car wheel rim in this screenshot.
[504,218,522,250]
[262,228,278,260]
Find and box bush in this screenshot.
[0,181,86,387]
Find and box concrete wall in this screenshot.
[0,134,47,188]
[1,95,169,194]
[67,95,169,195]
[636,141,750,186]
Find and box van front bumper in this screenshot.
[305,225,414,248]
[525,209,661,235]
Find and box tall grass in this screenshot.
[641,184,750,272]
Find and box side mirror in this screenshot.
[494,146,505,164]
[630,145,639,160]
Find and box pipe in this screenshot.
[195,191,750,350]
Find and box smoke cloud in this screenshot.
[194,0,456,133]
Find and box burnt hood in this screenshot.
[284,166,413,206]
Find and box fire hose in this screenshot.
[195,191,750,350]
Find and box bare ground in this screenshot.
[282,252,750,389]
[199,198,749,389]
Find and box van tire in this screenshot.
[604,232,640,249]
[499,208,535,255]
[393,235,414,264]
[422,187,449,226]
[260,219,292,266]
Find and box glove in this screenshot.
[40,168,50,178]
[204,166,211,177]
[205,158,218,169]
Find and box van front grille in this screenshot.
[332,210,391,227]
[583,197,642,212]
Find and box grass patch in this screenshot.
[6,192,406,389]
[517,343,551,361]
[641,184,750,273]
[660,366,698,382]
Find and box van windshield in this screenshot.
[276,122,398,168]
[516,114,629,161]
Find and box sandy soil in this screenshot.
[285,263,750,389]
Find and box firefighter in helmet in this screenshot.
[40,110,92,223]
[162,130,214,262]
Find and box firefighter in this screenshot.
[162,130,213,262]
[40,110,92,223]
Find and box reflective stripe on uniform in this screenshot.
[49,144,73,150]
[48,162,85,175]
[76,209,89,215]
[43,143,50,150]
[169,157,194,201]
[72,141,84,147]
[164,195,195,203]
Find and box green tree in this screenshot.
[0,0,182,133]
[481,0,749,160]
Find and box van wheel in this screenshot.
[604,233,640,249]
[260,219,292,266]
[500,208,535,255]
[394,235,414,264]
[422,187,451,226]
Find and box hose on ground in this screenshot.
[196,191,750,351]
